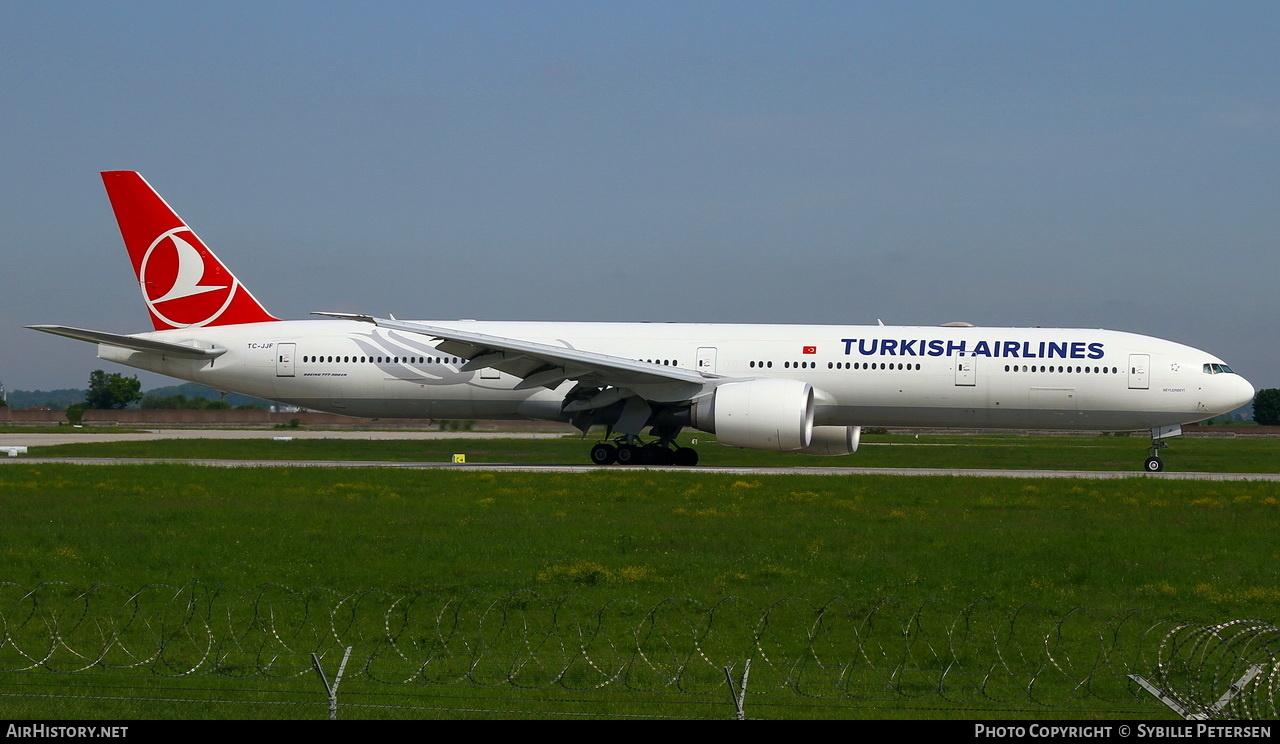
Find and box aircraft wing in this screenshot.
[314,313,717,401]
[27,325,228,359]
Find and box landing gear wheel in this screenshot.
[590,443,617,465]
[1145,426,1177,474]
[640,444,671,465]
[672,447,699,467]
[615,444,640,465]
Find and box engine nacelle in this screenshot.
[690,378,814,451]
[796,425,861,456]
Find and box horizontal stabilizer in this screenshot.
[27,325,227,359]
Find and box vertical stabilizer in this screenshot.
[101,171,279,330]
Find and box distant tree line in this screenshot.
[1254,389,1280,426]
[4,388,87,410]
[56,371,265,425]
[141,394,247,410]
[5,375,271,411]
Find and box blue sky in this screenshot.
[2,1,1277,392]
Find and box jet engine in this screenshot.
[690,378,814,451]
[796,425,861,456]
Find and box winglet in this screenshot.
[101,171,279,330]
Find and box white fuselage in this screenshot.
[98,319,1254,431]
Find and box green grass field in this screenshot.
[4,463,1277,613]
[2,435,1278,719]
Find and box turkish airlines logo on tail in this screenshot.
[139,227,239,328]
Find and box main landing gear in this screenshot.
[589,436,699,467]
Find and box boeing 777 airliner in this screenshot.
[31,172,1255,470]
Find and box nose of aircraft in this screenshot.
[1200,371,1255,417]
[1234,374,1257,411]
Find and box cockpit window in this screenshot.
[1203,363,1234,375]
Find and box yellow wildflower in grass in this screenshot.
[673,506,727,517]
[1135,583,1178,597]
[788,491,821,503]
[536,561,654,585]
[537,561,611,585]
[1195,583,1280,604]
[615,566,654,583]
[830,497,864,513]
[1237,587,1280,603]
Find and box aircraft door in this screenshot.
[955,354,975,386]
[275,343,296,378]
[1128,354,1149,390]
[697,347,718,375]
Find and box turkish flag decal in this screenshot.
[802,346,817,354]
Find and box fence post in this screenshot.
[1129,665,1262,720]
[723,659,751,720]
[312,647,353,720]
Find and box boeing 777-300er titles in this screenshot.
[31,172,1255,470]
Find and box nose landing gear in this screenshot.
[1143,424,1182,473]
[1144,447,1166,473]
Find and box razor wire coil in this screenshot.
[1,581,1274,718]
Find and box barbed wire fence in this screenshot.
[0,582,1275,719]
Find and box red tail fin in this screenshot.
[101,171,279,330]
